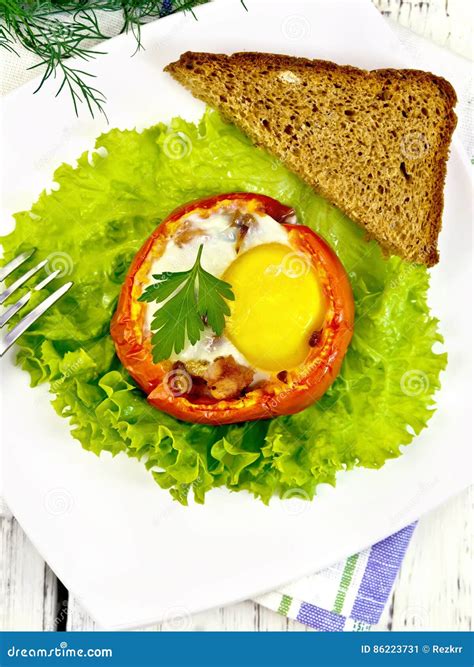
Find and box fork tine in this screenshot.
[0,259,48,305]
[0,281,73,357]
[0,249,36,282]
[34,268,60,292]
[0,292,31,328]
[0,269,61,329]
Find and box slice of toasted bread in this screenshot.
[165,52,457,266]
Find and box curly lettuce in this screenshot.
[1,110,447,504]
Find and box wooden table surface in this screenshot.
[1,0,472,632]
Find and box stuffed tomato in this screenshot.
[111,192,354,424]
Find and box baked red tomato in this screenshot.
[111,193,354,424]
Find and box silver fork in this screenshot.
[0,249,73,356]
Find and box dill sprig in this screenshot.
[0,1,206,117]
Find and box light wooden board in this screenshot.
[0,513,59,631]
[0,0,472,633]
[374,0,472,58]
[377,488,473,631]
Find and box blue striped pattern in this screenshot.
[297,603,346,631]
[350,523,416,624]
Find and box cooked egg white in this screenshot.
[143,207,323,376]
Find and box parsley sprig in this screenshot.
[138,245,235,362]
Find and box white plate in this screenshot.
[1,0,472,629]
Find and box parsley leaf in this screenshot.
[138,245,235,363]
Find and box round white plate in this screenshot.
[1,0,472,629]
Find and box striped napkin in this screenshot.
[255,524,416,631]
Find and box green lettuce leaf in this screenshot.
[1,110,447,504]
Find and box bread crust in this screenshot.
[165,52,457,266]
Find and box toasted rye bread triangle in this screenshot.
[165,52,457,266]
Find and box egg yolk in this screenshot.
[222,243,325,372]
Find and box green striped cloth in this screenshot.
[254,524,416,631]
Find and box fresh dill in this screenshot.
[0,1,206,117]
